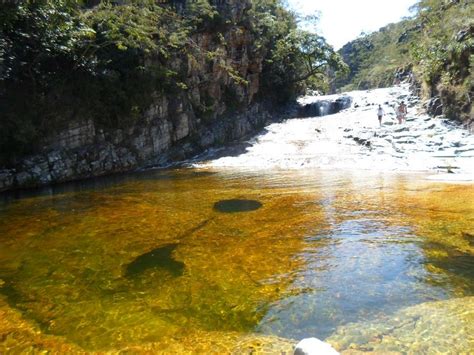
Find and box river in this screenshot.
[0,87,473,353]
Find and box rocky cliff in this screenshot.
[0,0,279,192]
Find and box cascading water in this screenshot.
[198,85,474,180]
[298,95,352,118]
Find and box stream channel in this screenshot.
[0,86,473,353]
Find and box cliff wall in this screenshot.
[0,0,277,191]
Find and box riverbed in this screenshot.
[0,167,473,353]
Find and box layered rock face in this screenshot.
[0,0,273,192]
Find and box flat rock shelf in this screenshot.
[198,84,474,181]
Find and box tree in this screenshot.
[251,0,347,101]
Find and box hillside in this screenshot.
[336,0,473,126]
[336,19,416,91]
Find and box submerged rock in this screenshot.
[214,199,262,213]
[125,244,184,278]
[326,297,474,354]
[233,334,296,354]
[462,232,474,246]
[0,298,84,353]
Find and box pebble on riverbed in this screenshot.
[462,231,474,246]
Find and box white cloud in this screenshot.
[287,0,416,49]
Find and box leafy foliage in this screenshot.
[250,0,347,102]
[0,0,346,165]
[0,1,92,161]
[410,1,473,98]
[0,0,189,163]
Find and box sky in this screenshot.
[287,0,417,49]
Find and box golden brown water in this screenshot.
[0,168,473,353]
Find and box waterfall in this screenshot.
[299,95,353,118]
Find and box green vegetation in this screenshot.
[250,0,347,102]
[0,0,345,165]
[336,0,473,122]
[336,19,417,91]
[411,0,473,121]
[0,0,190,163]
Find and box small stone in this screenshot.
[294,338,340,355]
[394,127,409,133]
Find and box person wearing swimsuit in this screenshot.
[397,101,407,124]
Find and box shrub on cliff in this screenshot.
[336,20,418,91]
[410,0,473,122]
[0,1,91,162]
[0,1,189,164]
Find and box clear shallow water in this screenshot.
[0,168,473,352]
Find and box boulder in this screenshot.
[427,97,443,117]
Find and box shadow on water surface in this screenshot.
[420,240,474,293]
[0,169,473,352]
[214,199,263,213]
[0,168,216,205]
[124,244,185,278]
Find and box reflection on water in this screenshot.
[0,168,473,352]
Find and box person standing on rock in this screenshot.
[397,101,407,124]
[377,105,385,127]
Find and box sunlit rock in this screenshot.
[294,337,339,355]
[199,85,474,179]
